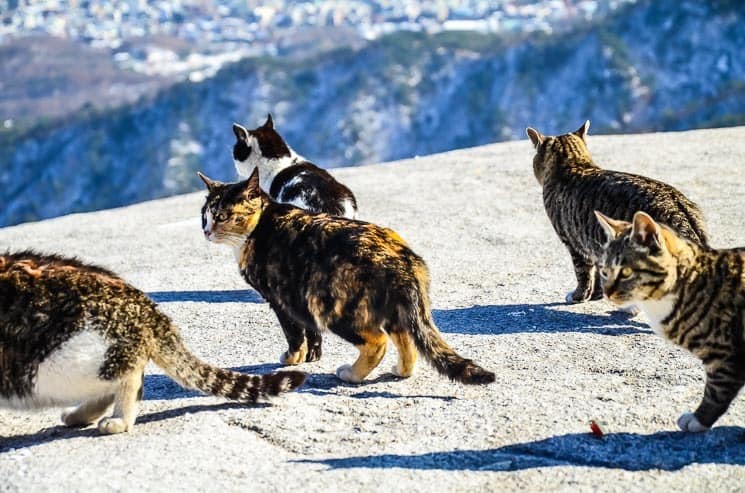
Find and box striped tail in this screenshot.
[407,266,495,385]
[152,324,306,401]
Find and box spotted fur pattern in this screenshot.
[0,251,305,434]
[232,114,358,219]
[597,211,744,432]
[199,174,494,385]
[526,121,708,304]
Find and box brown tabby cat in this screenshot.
[198,172,495,385]
[596,211,744,432]
[0,251,305,435]
[526,121,708,304]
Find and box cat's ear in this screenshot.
[574,120,590,142]
[233,123,248,141]
[197,171,222,192]
[631,211,663,249]
[526,127,545,148]
[261,113,274,130]
[594,210,629,241]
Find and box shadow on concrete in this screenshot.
[142,363,287,401]
[295,427,745,472]
[147,289,263,304]
[0,402,263,452]
[433,303,651,336]
[298,372,454,401]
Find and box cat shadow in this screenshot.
[298,372,453,400]
[147,289,263,304]
[433,302,651,336]
[295,426,745,472]
[0,401,260,452]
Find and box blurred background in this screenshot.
[0,0,742,227]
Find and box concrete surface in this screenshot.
[1,127,745,492]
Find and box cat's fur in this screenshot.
[198,172,495,385]
[0,251,305,434]
[232,114,358,218]
[596,211,744,432]
[526,121,708,304]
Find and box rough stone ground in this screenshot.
[1,127,744,492]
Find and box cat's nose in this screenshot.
[203,229,211,238]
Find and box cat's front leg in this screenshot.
[679,358,745,432]
[273,306,308,365]
[566,249,596,303]
[305,329,323,362]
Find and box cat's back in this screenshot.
[545,165,708,247]
[270,161,357,218]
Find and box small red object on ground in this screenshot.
[589,420,604,438]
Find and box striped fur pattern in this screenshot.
[526,121,708,304]
[0,251,305,435]
[232,114,358,219]
[199,173,495,385]
[597,211,745,432]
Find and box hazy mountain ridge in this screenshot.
[1,0,743,227]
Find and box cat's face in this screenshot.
[595,211,680,306]
[232,114,291,177]
[198,172,264,247]
[526,121,591,185]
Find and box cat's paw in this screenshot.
[566,290,590,304]
[279,349,305,365]
[61,407,94,427]
[98,417,129,435]
[619,304,640,317]
[335,364,363,384]
[391,364,414,379]
[677,412,709,433]
[305,344,322,362]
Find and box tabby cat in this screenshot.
[526,121,708,304]
[596,211,744,431]
[232,114,358,218]
[0,251,305,435]
[198,172,495,385]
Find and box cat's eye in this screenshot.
[619,267,634,279]
[216,212,229,222]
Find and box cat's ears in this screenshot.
[526,127,545,148]
[197,171,222,192]
[261,113,274,130]
[233,123,248,141]
[630,211,663,250]
[573,120,590,142]
[594,210,630,241]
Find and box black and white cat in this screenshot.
[232,114,358,219]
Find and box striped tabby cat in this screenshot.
[0,251,305,435]
[526,121,708,304]
[596,211,744,432]
[198,172,495,385]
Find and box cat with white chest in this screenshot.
[232,114,358,219]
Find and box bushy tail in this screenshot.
[152,323,306,401]
[407,267,495,385]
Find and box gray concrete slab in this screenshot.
[1,126,745,492]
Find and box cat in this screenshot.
[198,172,495,385]
[596,211,744,432]
[0,251,305,435]
[526,121,708,304]
[232,114,358,219]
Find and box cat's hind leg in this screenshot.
[61,394,115,427]
[566,249,596,304]
[336,329,388,384]
[389,331,418,378]
[98,370,143,435]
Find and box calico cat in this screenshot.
[596,211,745,432]
[526,121,708,304]
[0,251,305,435]
[198,172,495,385]
[232,114,358,218]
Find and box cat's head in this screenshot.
[232,114,291,177]
[595,210,687,306]
[525,121,591,186]
[198,171,265,247]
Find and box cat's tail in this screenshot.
[151,322,306,402]
[406,266,495,385]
